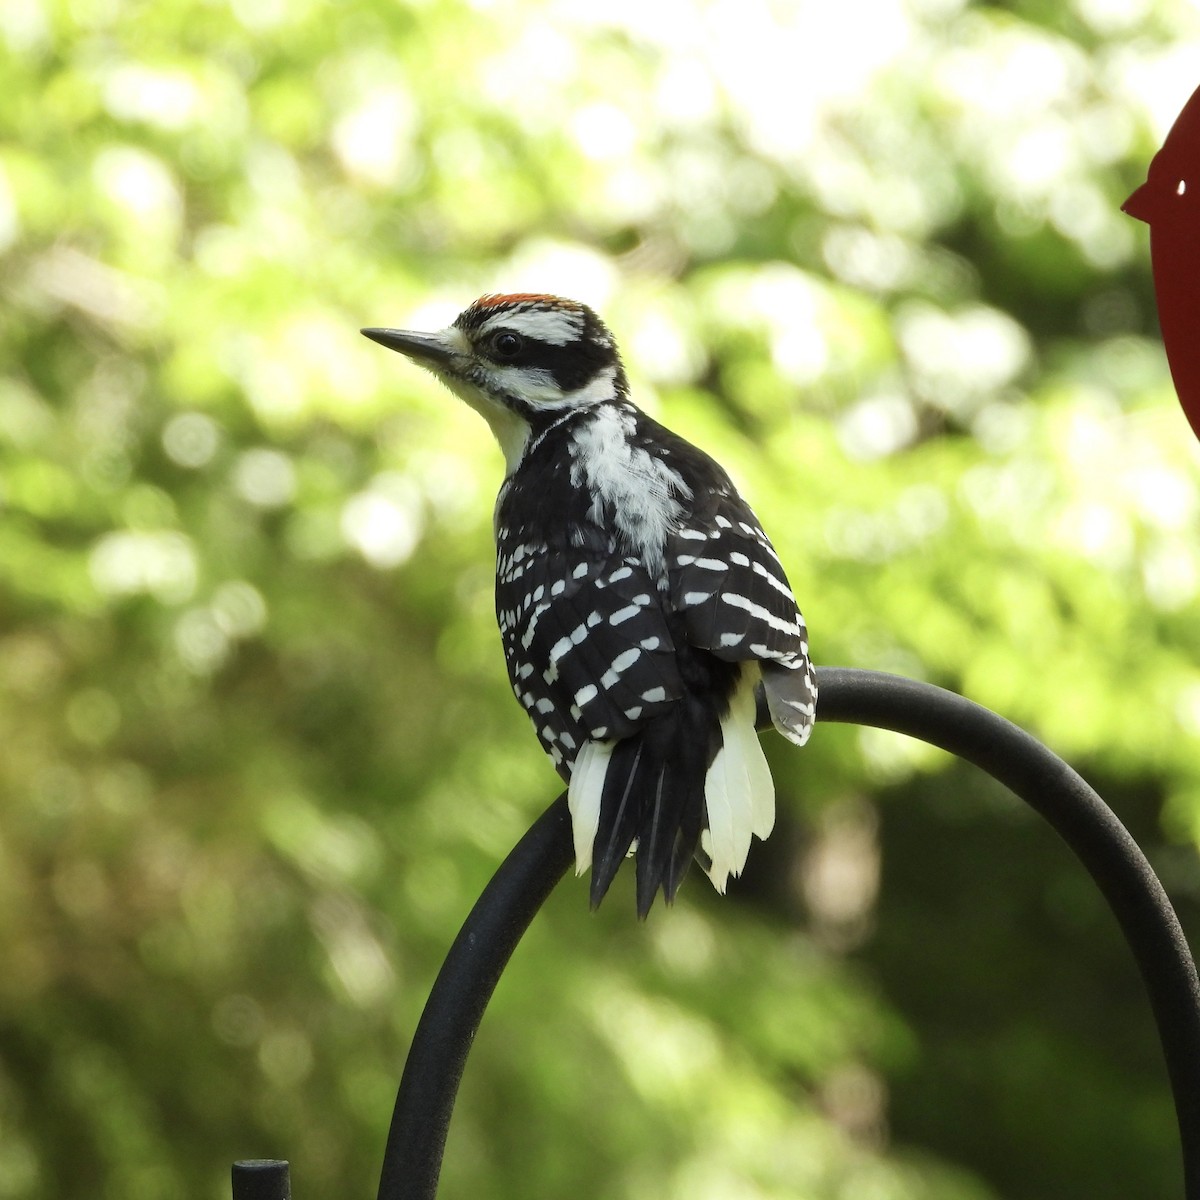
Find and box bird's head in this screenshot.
[1123,83,1200,227]
[363,293,628,471]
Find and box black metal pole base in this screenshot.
[375,667,1200,1200]
[232,1159,291,1200]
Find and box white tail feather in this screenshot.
[744,730,776,843]
[703,670,775,892]
[567,739,612,874]
[703,742,741,892]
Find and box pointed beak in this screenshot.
[1122,180,1154,224]
[361,327,459,367]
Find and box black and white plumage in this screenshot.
[363,294,816,916]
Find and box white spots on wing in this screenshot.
[640,636,661,651]
[721,591,803,635]
[520,602,550,650]
[610,604,641,625]
[498,541,545,588]
[597,643,643,691]
[600,646,641,689]
[719,631,744,648]
[683,591,712,605]
[756,538,784,567]
[575,683,598,707]
[549,618,594,665]
[610,647,641,673]
[752,559,796,601]
[677,528,707,542]
[673,551,727,571]
[624,705,642,721]
[610,591,652,625]
[641,686,667,703]
[573,561,590,579]
[608,565,633,583]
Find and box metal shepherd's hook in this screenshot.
[369,667,1200,1200]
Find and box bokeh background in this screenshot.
[4,0,1200,1196]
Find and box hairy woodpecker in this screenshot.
[363,294,816,916]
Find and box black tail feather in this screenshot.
[634,768,668,916]
[664,795,705,902]
[589,709,715,916]
[589,741,645,909]
[636,765,693,916]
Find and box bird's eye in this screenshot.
[491,331,524,359]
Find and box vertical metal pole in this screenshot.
[232,1159,291,1200]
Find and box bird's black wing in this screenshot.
[665,470,816,744]
[666,477,806,656]
[495,522,683,778]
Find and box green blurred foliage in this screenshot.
[2,0,1200,1196]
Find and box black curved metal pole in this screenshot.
[817,667,1200,1197]
[376,796,574,1200]
[377,667,1200,1200]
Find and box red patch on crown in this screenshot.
[472,292,580,310]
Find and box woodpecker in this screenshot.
[363,294,816,916]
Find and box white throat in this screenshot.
[440,375,532,474]
[441,364,623,477]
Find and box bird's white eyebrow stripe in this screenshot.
[479,308,585,345]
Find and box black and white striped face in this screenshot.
[363,294,628,472]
